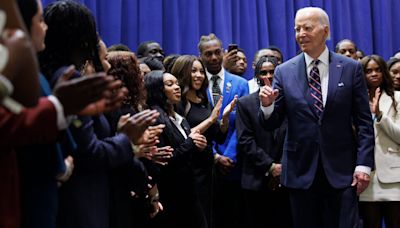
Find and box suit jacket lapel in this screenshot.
[292,54,319,119]
[324,52,343,118]
[221,72,233,114]
[375,91,392,139]
[380,91,392,116]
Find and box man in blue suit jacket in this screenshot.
[259,7,374,228]
[198,33,248,228]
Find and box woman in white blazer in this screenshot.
[359,55,400,228]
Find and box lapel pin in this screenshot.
[338,82,344,87]
[226,82,232,93]
[336,64,342,68]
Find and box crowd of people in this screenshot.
[1,1,399,228]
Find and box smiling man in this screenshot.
[258,7,374,228]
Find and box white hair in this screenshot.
[295,7,331,40]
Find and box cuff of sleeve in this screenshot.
[47,95,68,130]
[260,102,274,119]
[0,74,13,95]
[355,165,371,176]
[265,163,276,176]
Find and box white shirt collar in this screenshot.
[169,111,188,138]
[170,111,184,125]
[304,46,329,68]
[206,67,225,81]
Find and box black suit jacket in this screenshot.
[236,92,280,191]
[151,106,207,228]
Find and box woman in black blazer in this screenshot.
[145,70,208,228]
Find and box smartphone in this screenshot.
[228,43,238,52]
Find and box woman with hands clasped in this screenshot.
[359,55,400,228]
[145,70,208,228]
[171,55,236,225]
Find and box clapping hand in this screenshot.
[118,110,160,144]
[152,146,174,166]
[189,130,207,151]
[370,87,381,115]
[222,95,238,120]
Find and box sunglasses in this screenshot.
[259,70,275,76]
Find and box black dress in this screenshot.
[179,101,227,226]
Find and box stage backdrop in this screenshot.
[41,0,400,79]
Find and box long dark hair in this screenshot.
[145,70,174,115]
[170,55,209,106]
[17,0,38,33]
[39,0,100,78]
[361,55,398,114]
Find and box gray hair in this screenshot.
[295,7,331,40]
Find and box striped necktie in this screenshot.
[211,75,221,105]
[309,60,323,117]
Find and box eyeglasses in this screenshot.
[259,70,274,76]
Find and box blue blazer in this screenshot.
[208,71,249,162]
[260,52,374,189]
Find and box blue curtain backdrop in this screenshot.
[41,0,400,79]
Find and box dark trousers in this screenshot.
[359,201,400,228]
[289,163,362,228]
[243,187,293,228]
[212,174,244,228]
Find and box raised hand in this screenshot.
[222,95,238,120]
[223,49,239,70]
[118,110,160,144]
[259,76,279,107]
[370,87,381,115]
[210,96,223,122]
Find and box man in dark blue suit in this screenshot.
[259,7,374,228]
